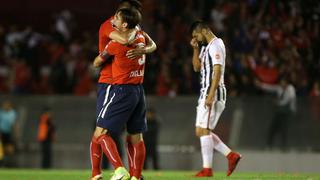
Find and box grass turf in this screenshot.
[0,169,319,180]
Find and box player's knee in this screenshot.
[195,128,210,137]
[195,129,204,137]
[93,127,107,138]
[128,133,143,144]
[195,129,201,137]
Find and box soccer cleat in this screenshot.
[91,174,102,180]
[194,168,213,177]
[131,175,145,180]
[130,176,139,180]
[227,151,242,176]
[110,167,130,180]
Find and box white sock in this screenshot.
[200,135,214,168]
[211,132,231,156]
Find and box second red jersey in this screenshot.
[98,16,114,84]
[105,31,146,85]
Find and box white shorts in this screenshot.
[196,99,225,130]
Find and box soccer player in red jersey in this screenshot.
[90,1,156,179]
[96,0,156,84]
[91,8,152,180]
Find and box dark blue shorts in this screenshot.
[96,83,112,119]
[96,84,147,134]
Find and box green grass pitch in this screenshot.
[0,169,319,180]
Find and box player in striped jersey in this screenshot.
[190,21,241,177]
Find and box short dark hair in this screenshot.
[119,0,142,12]
[190,20,210,33]
[117,8,141,29]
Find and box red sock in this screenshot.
[132,141,146,178]
[90,137,102,177]
[97,134,124,169]
[126,136,134,176]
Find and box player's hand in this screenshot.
[127,29,137,44]
[205,95,214,108]
[126,48,145,59]
[190,38,198,49]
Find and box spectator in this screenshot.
[0,1,319,97]
[310,81,320,97]
[255,76,296,150]
[144,108,160,170]
[54,10,74,43]
[0,100,17,167]
[37,107,56,169]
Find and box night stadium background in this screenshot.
[0,0,319,179]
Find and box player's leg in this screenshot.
[126,136,134,174]
[93,127,124,169]
[194,101,214,177]
[95,85,138,180]
[209,101,230,156]
[90,133,103,180]
[209,101,241,176]
[126,85,147,180]
[93,127,130,180]
[195,127,214,177]
[90,83,111,179]
[94,84,131,170]
[210,131,241,176]
[127,133,145,180]
[90,136,103,180]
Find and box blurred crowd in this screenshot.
[0,0,319,97]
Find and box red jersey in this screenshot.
[105,31,146,85]
[98,16,114,84]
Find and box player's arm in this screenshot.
[190,38,201,72]
[93,41,118,68]
[279,86,295,106]
[126,31,157,59]
[94,32,130,67]
[93,54,106,68]
[103,20,136,45]
[255,80,280,93]
[109,30,133,45]
[205,65,221,108]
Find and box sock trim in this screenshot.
[102,139,117,162]
[133,145,137,169]
[90,142,93,170]
[126,145,133,167]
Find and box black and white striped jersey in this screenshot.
[199,37,226,101]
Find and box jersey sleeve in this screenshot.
[208,45,223,66]
[133,32,146,48]
[105,41,120,55]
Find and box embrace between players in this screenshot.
[89,0,241,179]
